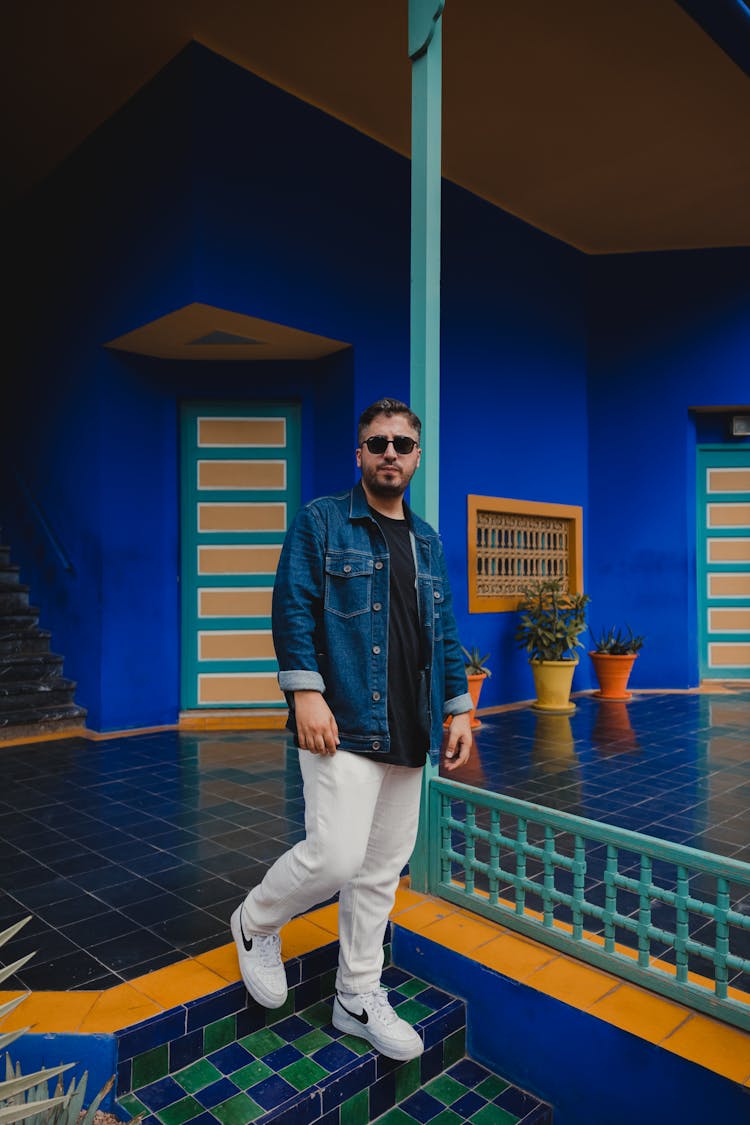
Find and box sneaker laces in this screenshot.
[364,987,398,1025]
[254,933,281,968]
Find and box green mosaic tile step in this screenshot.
[375,1055,550,1123]
[121,962,551,1125]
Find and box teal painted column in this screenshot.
[408,0,444,893]
[408,0,443,529]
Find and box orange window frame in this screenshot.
[467,495,584,613]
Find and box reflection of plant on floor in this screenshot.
[0,918,134,1125]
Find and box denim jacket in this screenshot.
[272,481,472,763]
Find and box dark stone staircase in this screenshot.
[0,542,86,736]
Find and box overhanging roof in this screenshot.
[2,0,748,253]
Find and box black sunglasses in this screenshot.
[360,435,419,455]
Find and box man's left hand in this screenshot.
[442,712,472,771]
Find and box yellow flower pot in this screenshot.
[530,658,578,714]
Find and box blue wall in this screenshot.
[586,249,750,688]
[3,49,194,729]
[394,926,750,1125]
[4,42,747,729]
[441,185,588,703]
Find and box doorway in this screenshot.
[180,401,301,711]
[696,444,750,680]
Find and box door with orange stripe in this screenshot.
[180,402,300,710]
[697,445,750,680]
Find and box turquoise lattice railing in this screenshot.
[427,778,750,1031]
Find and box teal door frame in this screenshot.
[179,400,301,710]
[696,443,750,680]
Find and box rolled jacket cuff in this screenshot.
[443,691,474,716]
[278,669,326,693]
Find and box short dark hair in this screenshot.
[357,398,422,442]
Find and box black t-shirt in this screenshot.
[356,510,427,769]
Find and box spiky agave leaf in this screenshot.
[0,1097,68,1125]
[0,1067,74,1107]
[0,997,29,1026]
[0,921,31,952]
[79,1074,114,1125]
[0,921,121,1125]
[0,920,69,1124]
[0,1032,32,1057]
[59,1071,86,1125]
[19,1073,59,1125]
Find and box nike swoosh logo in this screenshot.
[338,998,369,1025]
[239,919,253,953]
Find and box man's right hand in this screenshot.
[293,690,340,755]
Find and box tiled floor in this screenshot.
[0,691,748,993]
[455,691,750,862]
[114,953,550,1125]
[0,732,305,990]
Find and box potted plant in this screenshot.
[589,625,644,700]
[462,645,491,728]
[515,579,590,713]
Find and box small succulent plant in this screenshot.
[461,646,492,677]
[590,625,644,655]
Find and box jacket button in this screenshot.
[433,591,440,599]
[372,741,381,750]
[373,602,382,611]
[372,691,381,701]
[343,564,352,573]
[374,560,384,569]
[372,645,381,654]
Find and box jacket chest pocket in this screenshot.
[324,554,372,618]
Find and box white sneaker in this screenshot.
[332,987,424,1061]
[230,906,288,1009]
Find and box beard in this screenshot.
[361,461,415,499]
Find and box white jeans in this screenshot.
[242,748,424,994]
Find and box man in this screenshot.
[231,397,473,1061]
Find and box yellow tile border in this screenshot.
[0,713,290,746]
[660,1012,750,1085]
[0,727,89,748]
[2,883,748,1085]
[178,711,288,731]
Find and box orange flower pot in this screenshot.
[466,672,487,729]
[445,671,487,730]
[590,652,638,701]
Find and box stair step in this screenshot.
[0,652,64,681]
[0,704,87,738]
[0,585,31,613]
[0,610,42,630]
[0,628,51,655]
[0,544,84,729]
[0,677,78,713]
[119,961,551,1125]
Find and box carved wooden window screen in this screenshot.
[468,495,584,613]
